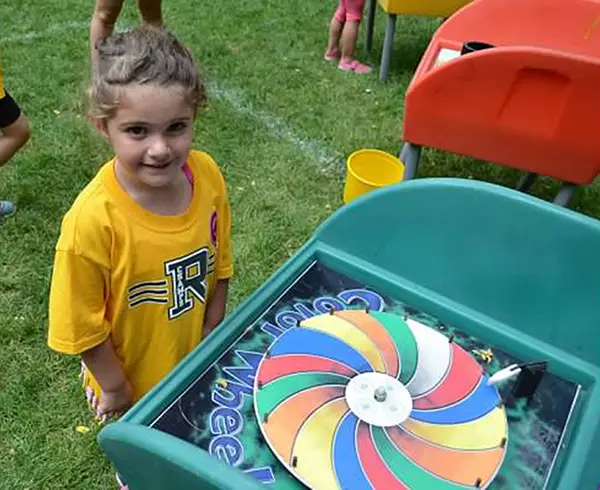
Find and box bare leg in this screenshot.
[325,16,344,59]
[137,0,163,26]
[0,114,30,216]
[340,20,360,62]
[90,0,125,58]
[0,114,30,167]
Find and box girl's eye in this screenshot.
[125,126,147,137]
[168,122,187,133]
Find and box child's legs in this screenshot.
[90,0,124,54]
[339,0,365,61]
[326,1,347,55]
[0,93,30,167]
[137,0,163,26]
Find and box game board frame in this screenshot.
[147,260,582,489]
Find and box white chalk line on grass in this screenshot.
[0,21,89,43]
[0,21,134,44]
[207,82,342,168]
[1,23,342,169]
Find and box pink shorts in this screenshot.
[334,0,366,22]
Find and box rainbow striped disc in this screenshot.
[254,310,508,489]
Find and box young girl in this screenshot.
[324,0,372,74]
[91,0,163,58]
[48,26,233,426]
[0,59,31,217]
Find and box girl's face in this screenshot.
[101,84,195,190]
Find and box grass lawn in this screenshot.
[1,1,599,488]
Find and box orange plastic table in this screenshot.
[400,0,600,205]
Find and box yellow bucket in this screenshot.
[343,149,405,204]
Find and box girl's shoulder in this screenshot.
[56,161,116,257]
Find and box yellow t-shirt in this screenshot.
[48,150,233,402]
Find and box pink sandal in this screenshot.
[338,59,372,74]
[324,50,340,61]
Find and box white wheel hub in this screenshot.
[345,372,413,427]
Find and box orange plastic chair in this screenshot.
[400,0,600,205]
[364,0,472,80]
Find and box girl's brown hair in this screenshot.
[88,25,206,120]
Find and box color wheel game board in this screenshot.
[149,262,580,490]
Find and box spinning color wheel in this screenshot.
[254,310,508,489]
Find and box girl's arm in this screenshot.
[203,279,229,336]
[81,338,133,417]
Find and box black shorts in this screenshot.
[0,91,22,128]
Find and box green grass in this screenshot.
[1,1,599,488]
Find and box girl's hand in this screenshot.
[96,381,134,421]
[81,339,134,422]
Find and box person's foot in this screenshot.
[338,58,372,74]
[324,48,340,61]
[0,200,16,217]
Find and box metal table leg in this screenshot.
[365,0,376,55]
[379,14,396,81]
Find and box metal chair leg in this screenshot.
[516,172,538,193]
[400,142,421,180]
[553,183,577,207]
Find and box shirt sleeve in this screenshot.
[47,248,111,355]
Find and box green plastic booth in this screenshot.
[99,179,600,490]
